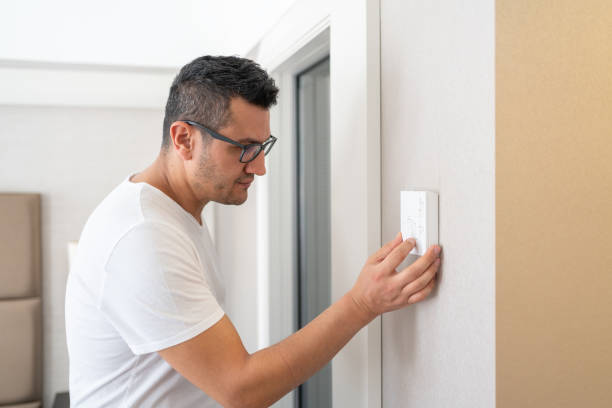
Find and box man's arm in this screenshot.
[159,234,441,408]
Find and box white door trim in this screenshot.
[251,1,381,407]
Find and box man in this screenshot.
[65,55,441,407]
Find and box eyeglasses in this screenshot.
[183,120,277,163]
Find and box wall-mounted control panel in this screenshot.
[401,191,439,256]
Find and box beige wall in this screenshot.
[497,1,612,406]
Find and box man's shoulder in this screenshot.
[82,179,145,237]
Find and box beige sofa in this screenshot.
[0,194,42,408]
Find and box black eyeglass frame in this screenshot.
[182,120,277,163]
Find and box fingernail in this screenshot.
[434,246,441,255]
[407,238,416,245]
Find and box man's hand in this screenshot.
[349,232,441,320]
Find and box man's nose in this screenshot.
[246,150,267,176]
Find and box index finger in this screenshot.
[366,232,403,265]
[378,238,418,272]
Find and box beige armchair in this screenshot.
[0,194,42,408]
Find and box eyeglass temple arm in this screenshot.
[184,120,244,148]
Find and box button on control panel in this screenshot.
[401,191,439,256]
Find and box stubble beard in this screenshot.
[197,153,248,206]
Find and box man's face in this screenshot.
[189,97,270,206]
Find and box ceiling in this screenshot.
[1,0,297,68]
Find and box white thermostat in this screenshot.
[401,191,439,256]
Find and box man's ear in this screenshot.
[169,121,194,160]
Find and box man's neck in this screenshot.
[131,155,207,225]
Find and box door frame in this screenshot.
[249,1,381,406]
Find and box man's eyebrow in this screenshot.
[237,136,269,144]
[237,137,260,144]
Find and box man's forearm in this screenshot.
[158,236,438,408]
[235,292,374,408]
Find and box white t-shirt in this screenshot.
[65,176,225,407]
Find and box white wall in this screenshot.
[215,189,260,353]
[380,0,495,407]
[0,105,162,407]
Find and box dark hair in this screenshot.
[162,55,279,148]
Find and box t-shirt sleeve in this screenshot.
[99,221,225,355]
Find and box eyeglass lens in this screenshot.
[241,139,275,163]
[242,145,262,162]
